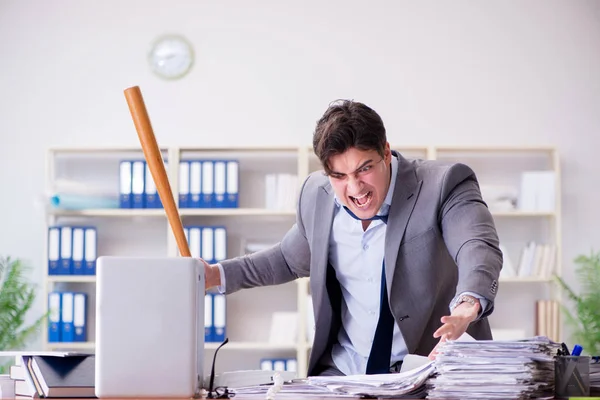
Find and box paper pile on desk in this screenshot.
[231,360,435,398]
[427,336,561,400]
[306,359,435,398]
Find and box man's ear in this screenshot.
[384,142,392,162]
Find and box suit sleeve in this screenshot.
[219,175,312,294]
[438,163,503,318]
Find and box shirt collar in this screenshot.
[333,153,399,216]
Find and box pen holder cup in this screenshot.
[555,355,590,398]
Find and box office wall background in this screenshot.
[1,0,599,348]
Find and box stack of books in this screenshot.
[5,351,94,398]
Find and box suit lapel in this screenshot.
[384,155,423,295]
[310,181,336,315]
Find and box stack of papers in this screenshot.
[427,336,561,400]
[231,361,435,398]
[306,360,435,398]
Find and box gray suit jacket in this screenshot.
[220,152,503,376]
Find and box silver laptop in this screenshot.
[95,256,204,398]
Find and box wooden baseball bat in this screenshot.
[123,85,191,257]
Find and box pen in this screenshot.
[572,344,583,356]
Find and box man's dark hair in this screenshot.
[312,99,387,175]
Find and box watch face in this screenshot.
[148,35,194,80]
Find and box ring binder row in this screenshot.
[260,358,297,373]
[178,159,239,208]
[182,225,227,264]
[47,226,97,275]
[119,159,167,208]
[119,159,239,208]
[47,291,88,343]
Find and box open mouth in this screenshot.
[350,191,373,208]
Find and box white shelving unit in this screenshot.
[42,145,562,377]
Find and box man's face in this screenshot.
[327,144,392,219]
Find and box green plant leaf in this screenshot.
[0,256,47,354]
[556,250,600,355]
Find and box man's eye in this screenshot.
[360,165,372,173]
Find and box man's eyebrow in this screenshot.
[329,159,374,176]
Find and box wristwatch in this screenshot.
[455,295,478,308]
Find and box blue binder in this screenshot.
[225,160,239,208]
[179,160,190,208]
[119,160,133,208]
[212,293,226,342]
[131,160,145,208]
[201,160,214,208]
[58,226,72,275]
[71,227,85,275]
[73,292,87,342]
[213,160,227,208]
[83,227,97,275]
[48,292,62,342]
[205,294,213,342]
[189,160,202,208]
[61,292,75,342]
[47,227,61,275]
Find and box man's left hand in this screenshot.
[428,297,480,359]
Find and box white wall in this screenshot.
[1,0,600,348]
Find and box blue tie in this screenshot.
[343,206,395,374]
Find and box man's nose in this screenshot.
[347,175,362,194]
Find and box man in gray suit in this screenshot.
[204,100,503,376]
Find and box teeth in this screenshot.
[352,193,369,200]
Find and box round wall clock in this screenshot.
[148,34,194,80]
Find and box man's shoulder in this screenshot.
[303,170,330,190]
[404,157,476,183]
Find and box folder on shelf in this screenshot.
[179,160,190,208]
[73,293,87,342]
[59,226,72,275]
[48,227,61,275]
[48,292,62,342]
[84,227,97,275]
[71,228,85,275]
[61,292,74,342]
[201,160,214,208]
[145,160,166,208]
[131,160,145,208]
[189,160,202,208]
[205,294,213,342]
[214,160,226,208]
[214,227,227,263]
[225,160,239,208]
[212,293,226,342]
[189,226,201,259]
[202,227,214,264]
[119,160,133,208]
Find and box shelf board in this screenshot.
[47,276,96,283]
[49,209,166,217]
[46,342,95,350]
[180,208,296,217]
[204,341,297,350]
[48,208,297,217]
[499,277,553,283]
[491,211,555,217]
